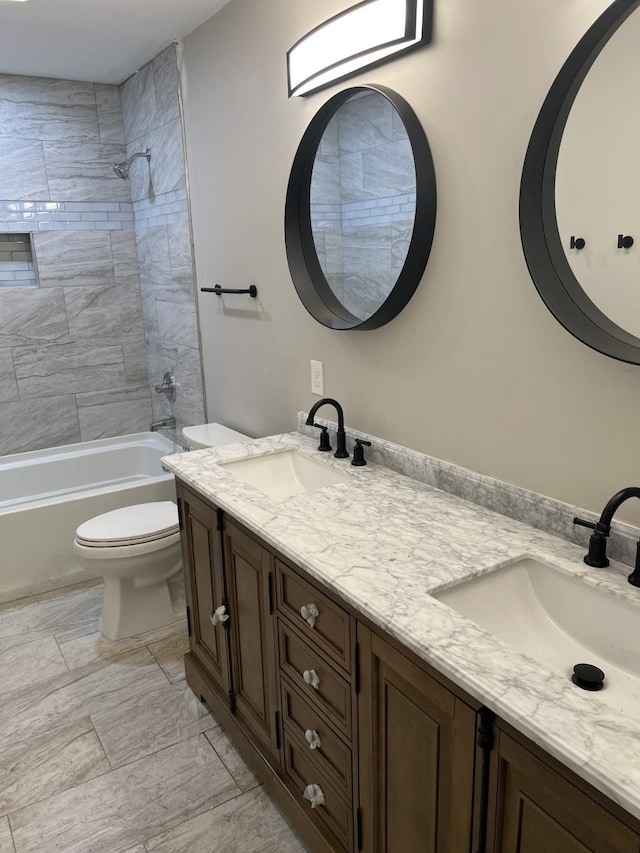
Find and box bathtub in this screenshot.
[0,431,182,602]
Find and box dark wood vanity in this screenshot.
[177,480,640,853]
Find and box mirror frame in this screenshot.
[520,0,640,363]
[285,84,436,330]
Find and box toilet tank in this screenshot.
[182,423,251,450]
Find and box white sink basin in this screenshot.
[434,557,640,716]
[220,450,351,500]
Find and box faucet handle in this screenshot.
[351,438,371,467]
[312,423,332,452]
[573,516,596,530]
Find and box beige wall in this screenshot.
[181,0,640,524]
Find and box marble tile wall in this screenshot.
[121,45,204,442]
[0,74,151,455]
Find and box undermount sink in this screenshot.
[434,557,640,717]
[219,450,351,500]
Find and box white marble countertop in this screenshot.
[163,432,640,821]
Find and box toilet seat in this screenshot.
[75,501,179,548]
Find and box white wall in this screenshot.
[181,0,640,524]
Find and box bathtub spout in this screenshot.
[151,417,176,432]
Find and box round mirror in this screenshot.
[285,85,436,330]
[520,0,640,363]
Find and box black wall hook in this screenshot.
[570,236,585,250]
[618,235,634,250]
[200,285,258,297]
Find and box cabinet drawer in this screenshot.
[279,621,353,741]
[283,730,353,853]
[281,674,353,801]
[276,559,351,673]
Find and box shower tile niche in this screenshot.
[0,233,37,288]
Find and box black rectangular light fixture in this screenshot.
[287,0,432,98]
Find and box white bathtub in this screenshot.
[0,432,182,602]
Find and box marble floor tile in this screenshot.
[0,647,168,749]
[144,787,309,853]
[147,634,189,684]
[0,816,15,852]
[204,727,260,793]
[0,584,102,649]
[59,618,186,670]
[9,735,240,853]
[91,682,217,769]
[0,636,68,693]
[0,717,109,816]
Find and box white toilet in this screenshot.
[74,423,251,641]
[74,502,182,640]
[182,422,250,450]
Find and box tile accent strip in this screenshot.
[297,411,640,570]
[0,200,134,232]
[132,189,189,230]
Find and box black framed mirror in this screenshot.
[520,0,640,363]
[285,84,436,330]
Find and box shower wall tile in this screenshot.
[63,280,144,341]
[156,301,198,349]
[0,288,69,348]
[43,141,130,203]
[0,349,18,403]
[122,334,149,385]
[135,225,172,289]
[127,118,185,201]
[0,139,48,200]
[110,230,139,277]
[95,84,125,145]
[34,230,114,287]
[76,385,152,441]
[121,64,157,146]
[153,46,181,128]
[13,341,126,398]
[0,76,98,142]
[167,221,191,271]
[0,395,80,455]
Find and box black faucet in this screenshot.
[306,398,349,459]
[574,486,640,587]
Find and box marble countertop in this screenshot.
[162,432,640,821]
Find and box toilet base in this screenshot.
[102,575,179,640]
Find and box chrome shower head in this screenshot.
[112,162,130,179]
[111,148,151,180]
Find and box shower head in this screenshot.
[112,148,151,180]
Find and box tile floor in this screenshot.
[0,581,309,853]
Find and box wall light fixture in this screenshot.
[287,0,432,97]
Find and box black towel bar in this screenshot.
[200,285,258,297]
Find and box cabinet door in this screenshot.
[177,485,230,701]
[358,625,475,853]
[488,731,640,853]
[224,519,280,761]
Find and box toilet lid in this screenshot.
[75,502,180,547]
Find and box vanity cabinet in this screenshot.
[176,479,640,853]
[223,519,280,762]
[357,625,476,853]
[486,725,640,853]
[177,485,230,702]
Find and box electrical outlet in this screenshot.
[310,360,324,396]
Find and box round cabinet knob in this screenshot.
[304,729,322,750]
[303,669,320,690]
[210,605,228,626]
[303,783,325,809]
[300,603,319,628]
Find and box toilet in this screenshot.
[74,502,182,640]
[74,423,251,641]
[182,422,250,450]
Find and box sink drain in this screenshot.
[572,663,605,691]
